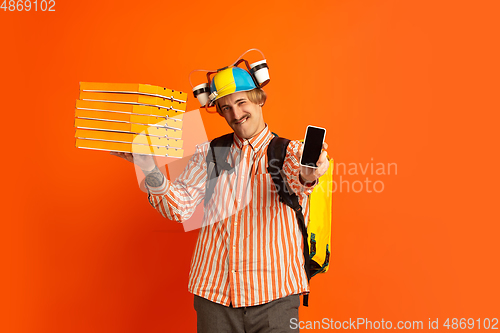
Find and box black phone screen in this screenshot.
[300,126,326,168]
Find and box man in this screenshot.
[111,66,329,332]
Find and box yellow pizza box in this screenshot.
[74,109,183,130]
[74,129,183,148]
[76,138,184,157]
[75,100,185,119]
[79,92,186,112]
[79,82,188,103]
[74,118,182,139]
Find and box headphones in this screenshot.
[189,49,270,110]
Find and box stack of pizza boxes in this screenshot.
[74,82,186,158]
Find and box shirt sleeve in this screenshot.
[282,140,317,198]
[145,142,209,223]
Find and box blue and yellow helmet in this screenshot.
[208,67,257,106]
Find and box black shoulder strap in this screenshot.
[267,136,312,307]
[204,133,234,207]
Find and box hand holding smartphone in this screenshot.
[300,125,326,168]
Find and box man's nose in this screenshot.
[231,105,244,119]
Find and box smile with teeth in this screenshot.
[235,116,249,125]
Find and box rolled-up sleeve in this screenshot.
[146,142,209,223]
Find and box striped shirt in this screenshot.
[146,125,315,307]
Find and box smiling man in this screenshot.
[216,90,265,139]
[112,65,329,332]
[211,68,267,140]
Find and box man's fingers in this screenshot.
[317,150,328,166]
[110,151,134,163]
[113,152,126,160]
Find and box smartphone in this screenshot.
[300,125,326,168]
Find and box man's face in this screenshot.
[217,91,266,140]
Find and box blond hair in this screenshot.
[215,88,267,114]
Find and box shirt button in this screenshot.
[232,270,236,273]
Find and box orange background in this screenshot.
[1,0,499,332]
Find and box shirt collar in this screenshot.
[233,124,273,152]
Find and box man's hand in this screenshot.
[109,152,156,172]
[110,151,165,187]
[297,142,329,185]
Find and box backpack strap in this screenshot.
[204,133,234,207]
[267,136,312,307]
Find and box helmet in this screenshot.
[208,67,257,106]
[190,49,270,110]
